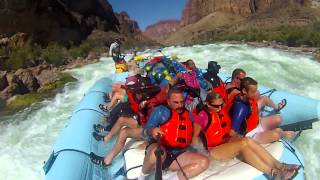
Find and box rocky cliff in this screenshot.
[143,20,181,41]
[164,0,317,44]
[181,0,307,26]
[116,11,141,35]
[0,0,119,46]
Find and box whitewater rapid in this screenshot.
[0,43,319,180]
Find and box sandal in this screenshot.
[99,104,109,112]
[269,168,284,180]
[282,169,298,180]
[276,99,287,111]
[90,152,111,167]
[281,163,301,171]
[93,124,109,133]
[92,132,105,141]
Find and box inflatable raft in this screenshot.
[43,71,319,180]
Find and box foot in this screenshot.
[281,163,301,171]
[269,168,284,180]
[276,99,287,111]
[92,132,105,141]
[104,93,111,101]
[282,131,295,139]
[90,152,111,167]
[93,124,109,133]
[100,116,109,124]
[282,169,298,180]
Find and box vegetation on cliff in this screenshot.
[1,73,76,115]
[201,23,320,47]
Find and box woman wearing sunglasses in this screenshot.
[192,92,300,180]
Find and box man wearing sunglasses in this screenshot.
[192,92,300,179]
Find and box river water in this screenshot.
[0,43,319,180]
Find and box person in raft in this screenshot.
[139,88,209,180]
[228,77,294,143]
[192,92,300,180]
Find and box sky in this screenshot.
[108,0,187,31]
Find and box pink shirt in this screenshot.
[193,110,209,130]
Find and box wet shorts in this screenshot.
[144,143,185,170]
[246,122,264,138]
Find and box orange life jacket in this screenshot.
[202,107,231,147]
[245,98,259,133]
[212,79,228,103]
[160,110,193,149]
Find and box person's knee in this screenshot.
[119,128,129,138]
[270,130,282,140]
[198,155,209,170]
[241,137,250,148]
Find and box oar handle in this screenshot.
[155,135,162,180]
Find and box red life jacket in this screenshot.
[245,98,259,133]
[203,107,231,148]
[126,90,139,113]
[212,79,228,103]
[160,110,193,149]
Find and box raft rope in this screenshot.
[224,77,231,84]
[280,139,304,170]
[260,88,277,97]
[174,156,188,180]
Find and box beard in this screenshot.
[176,107,184,114]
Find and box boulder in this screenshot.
[1,73,28,98]
[0,71,8,91]
[35,67,61,86]
[14,69,40,91]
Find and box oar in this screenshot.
[155,135,162,180]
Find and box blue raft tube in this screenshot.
[43,72,319,180]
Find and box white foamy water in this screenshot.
[0,43,319,180]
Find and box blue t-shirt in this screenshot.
[229,95,251,135]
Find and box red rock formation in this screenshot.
[116,11,141,35]
[143,20,181,40]
[181,0,307,26]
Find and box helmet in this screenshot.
[145,64,153,72]
[153,71,165,83]
[134,55,143,61]
[207,61,221,74]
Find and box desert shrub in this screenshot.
[41,42,66,66]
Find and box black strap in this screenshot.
[173,156,188,180]
[155,136,163,180]
[281,139,304,170]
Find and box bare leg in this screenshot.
[261,115,281,130]
[104,128,143,164]
[103,117,137,143]
[106,92,124,110]
[254,128,294,144]
[257,95,278,111]
[169,151,209,180]
[210,138,276,175]
[141,144,166,174]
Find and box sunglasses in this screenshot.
[208,102,224,108]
